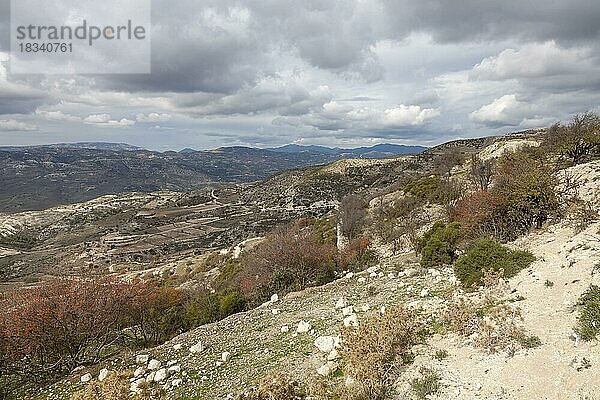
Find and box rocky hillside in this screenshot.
[23,129,600,400]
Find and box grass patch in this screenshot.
[410,368,441,399]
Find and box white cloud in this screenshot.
[471,41,594,80]
[84,114,135,127]
[35,110,81,122]
[470,94,524,126]
[136,113,172,123]
[382,105,440,127]
[84,114,111,124]
[0,119,39,131]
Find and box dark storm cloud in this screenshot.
[381,0,600,44]
[2,0,600,148]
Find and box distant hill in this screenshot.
[268,143,427,158]
[0,142,144,152]
[0,142,429,212]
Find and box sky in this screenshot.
[1,0,600,151]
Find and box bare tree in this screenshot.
[338,194,367,241]
[469,155,495,190]
[546,112,600,164]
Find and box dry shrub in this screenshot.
[135,380,167,400]
[235,374,307,400]
[71,371,130,400]
[441,294,526,354]
[441,297,480,336]
[568,199,599,233]
[475,304,525,353]
[338,306,419,400]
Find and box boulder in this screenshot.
[316,361,338,376]
[148,359,161,370]
[314,336,336,353]
[189,341,205,354]
[80,373,92,383]
[154,368,167,382]
[343,314,359,328]
[136,354,149,365]
[297,320,311,333]
[98,368,109,382]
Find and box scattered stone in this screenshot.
[98,368,109,382]
[380,306,386,314]
[280,325,289,333]
[327,349,340,361]
[148,359,161,370]
[189,341,205,354]
[420,288,429,297]
[335,297,347,309]
[80,373,92,383]
[360,305,370,312]
[367,266,378,274]
[270,293,279,303]
[222,352,232,362]
[154,368,167,382]
[167,359,177,367]
[405,268,417,277]
[133,367,145,378]
[317,361,338,376]
[146,371,155,382]
[342,305,354,316]
[345,272,354,279]
[297,320,311,333]
[357,277,366,283]
[173,343,182,350]
[343,313,359,328]
[171,378,183,387]
[136,354,149,365]
[314,336,336,353]
[271,308,280,315]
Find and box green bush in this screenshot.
[419,222,461,268]
[404,175,441,202]
[576,285,600,341]
[453,239,535,287]
[219,289,247,318]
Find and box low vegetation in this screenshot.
[418,222,461,268]
[576,285,600,341]
[452,147,559,241]
[410,368,441,399]
[338,306,420,400]
[453,239,536,287]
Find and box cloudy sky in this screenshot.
[1,0,600,151]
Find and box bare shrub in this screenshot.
[236,374,307,400]
[71,371,130,400]
[545,112,600,164]
[475,304,525,353]
[469,155,495,191]
[338,306,419,400]
[339,194,367,241]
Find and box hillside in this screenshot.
[0,143,428,213]
[2,127,600,400]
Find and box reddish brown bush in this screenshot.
[337,237,375,271]
[0,277,185,390]
[241,220,337,301]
